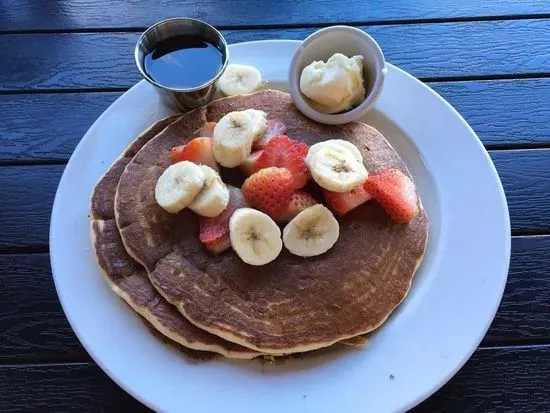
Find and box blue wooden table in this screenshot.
[1,1,549,411]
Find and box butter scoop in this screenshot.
[299,53,366,114]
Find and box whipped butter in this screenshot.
[299,53,366,114]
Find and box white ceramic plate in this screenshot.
[50,40,510,412]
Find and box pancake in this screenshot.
[90,115,260,359]
[115,90,429,355]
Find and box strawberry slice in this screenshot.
[198,223,232,254]
[195,121,217,138]
[274,190,317,223]
[323,185,373,216]
[199,186,248,254]
[242,167,294,219]
[240,150,263,176]
[253,119,287,150]
[253,135,309,189]
[171,137,218,171]
[363,169,419,223]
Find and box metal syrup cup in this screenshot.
[135,18,229,111]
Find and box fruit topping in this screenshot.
[195,122,217,138]
[199,186,249,254]
[363,168,419,223]
[241,167,294,219]
[244,109,268,141]
[229,208,282,266]
[274,190,317,223]
[155,161,206,214]
[253,118,287,150]
[306,139,363,165]
[188,165,230,218]
[323,185,373,215]
[171,137,219,171]
[241,150,263,176]
[218,64,263,96]
[212,111,266,167]
[252,135,309,189]
[308,145,367,192]
[282,204,340,257]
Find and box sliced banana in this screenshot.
[218,64,263,96]
[229,208,282,266]
[309,145,368,192]
[188,165,230,217]
[306,139,363,166]
[243,109,268,141]
[155,161,206,214]
[213,111,256,167]
[283,204,339,257]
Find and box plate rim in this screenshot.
[50,39,510,412]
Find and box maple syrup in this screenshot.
[144,35,224,89]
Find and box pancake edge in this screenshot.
[89,114,261,359]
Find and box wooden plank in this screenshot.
[2,19,550,91]
[0,81,545,163]
[431,79,550,149]
[489,150,550,233]
[3,79,549,163]
[0,93,119,163]
[1,0,548,32]
[0,346,548,412]
[0,363,149,412]
[0,150,548,248]
[484,236,550,343]
[0,165,62,248]
[413,346,550,412]
[0,254,87,363]
[1,234,547,362]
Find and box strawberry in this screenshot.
[171,137,218,171]
[274,190,317,223]
[198,222,232,254]
[199,187,248,254]
[253,135,309,189]
[363,169,419,223]
[242,167,294,218]
[323,185,373,216]
[253,119,287,150]
[196,121,217,138]
[240,150,263,176]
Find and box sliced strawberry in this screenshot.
[253,135,309,189]
[323,185,373,216]
[240,150,263,176]
[199,186,248,254]
[363,169,419,223]
[196,121,217,138]
[253,119,287,150]
[242,167,294,219]
[171,137,218,171]
[274,190,317,223]
[198,222,232,254]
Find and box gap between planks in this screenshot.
[2,74,550,96]
[2,13,550,35]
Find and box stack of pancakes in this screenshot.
[90,90,428,360]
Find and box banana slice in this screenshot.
[212,111,256,167]
[189,165,230,217]
[218,64,263,96]
[229,208,283,266]
[283,204,339,257]
[309,145,368,192]
[306,139,363,166]
[155,161,206,214]
[243,109,268,141]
